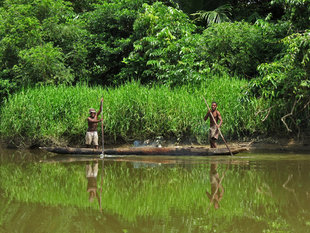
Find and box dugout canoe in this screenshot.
[39,146,248,156]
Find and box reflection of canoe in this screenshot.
[39,146,248,156]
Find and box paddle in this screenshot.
[100,98,105,158]
[202,96,233,156]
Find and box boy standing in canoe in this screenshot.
[204,101,223,148]
[86,98,103,149]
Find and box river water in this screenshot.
[0,148,309,233]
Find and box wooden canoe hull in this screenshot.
[39,146,248,156]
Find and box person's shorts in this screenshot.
[85,131,98,146]
[209,126,219,140]
[86,162,99,177]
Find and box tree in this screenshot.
[246,30,310,136]
[0,0,88,101]
[0,2,42,99]
[200,21,280,77]
[13,43,74,85]
[119,2,205,85]
[85,0,148,85]
[271,0,310,32]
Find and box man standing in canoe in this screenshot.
[86,98,103,149]
[204,101,223,148]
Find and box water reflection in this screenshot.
[99,159,105,212]
[206,162,224,209]
[1,149,310,233]
[86,160,99,203]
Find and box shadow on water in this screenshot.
[0,147,310,232]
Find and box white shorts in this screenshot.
[86,162,98,177]
[85,131,98,146]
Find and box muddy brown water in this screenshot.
[0,147,309,233]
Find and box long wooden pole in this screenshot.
[101,98,105,158]
[202,96,233,156]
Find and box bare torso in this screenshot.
[87,116,99,132]
[205,110,222,127]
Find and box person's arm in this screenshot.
[88,117,102,123]
[217,111,223,127]
[97,98,103,117]
[204,111,210,121]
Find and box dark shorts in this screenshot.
[209,126,219,140]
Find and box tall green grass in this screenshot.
[0,77,255,147]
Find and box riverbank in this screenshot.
[217,138,310,153]
[247,138,310,153]
[1,136,310,154]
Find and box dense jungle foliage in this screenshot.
[0,0,309,146]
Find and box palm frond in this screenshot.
[192,4,232,26]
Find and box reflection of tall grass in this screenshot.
[0,163,90,207]
[0,77,252,147]
[0,161,300,225]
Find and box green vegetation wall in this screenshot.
[0,79,253,147]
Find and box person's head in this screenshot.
[89,108,96,117]
[211,102,217,111]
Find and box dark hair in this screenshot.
[212,101,217,105]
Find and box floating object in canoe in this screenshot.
[39,146,248,156]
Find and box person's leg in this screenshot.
[93,132,99,149]
[209,126,218,148]
[213,128,219,148]
[213,138,217,148]
[210,138,217,148]
[86,163,92,177]
[209,129,212,148]
[93,161,99,177]
[85,132,92,148]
